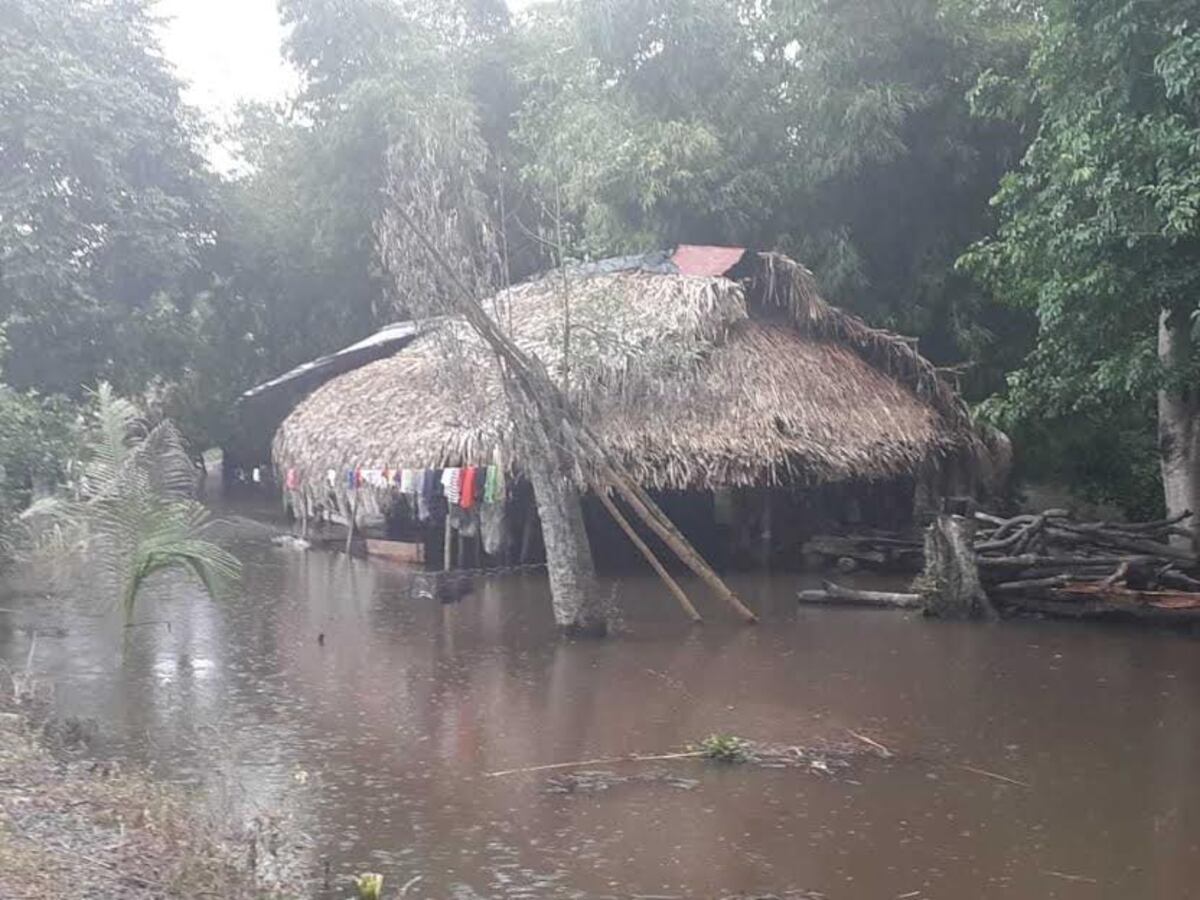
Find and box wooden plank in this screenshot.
[364,539,425,564]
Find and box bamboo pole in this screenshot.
[602,467,758,623]
[485,750,706,778]
[568,428,756,622]
[595,486,702,623]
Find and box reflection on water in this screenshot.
[3,525,1200,898]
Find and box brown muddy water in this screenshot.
[3,519,1200,898]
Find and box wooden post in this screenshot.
[443,515,455,571]
[595,487,702,623]
[344,491,359,555]
[519,505,537,563]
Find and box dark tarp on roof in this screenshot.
[241,321,421,403]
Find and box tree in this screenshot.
[513,0,1034,394]
[0,0,214,397]
[963,0,1200,528]
[513,0,785,255]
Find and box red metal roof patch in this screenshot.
[670,245,747,277]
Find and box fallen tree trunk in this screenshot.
[1004,594,1200,623]
[796,581,921,609]
[976,554,1148,571]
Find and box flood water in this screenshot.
[3,514,1200,899]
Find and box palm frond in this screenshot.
[23,384,240,618]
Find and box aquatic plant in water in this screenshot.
[694,734,750,763]
[352,872,383,899]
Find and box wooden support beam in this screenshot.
[588,455,756,623]
[595,487,702,623]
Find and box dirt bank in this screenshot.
[0,700,306,899]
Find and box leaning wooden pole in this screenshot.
[589,454,757,623]
[595,486,703,623]
[387,202,754,625]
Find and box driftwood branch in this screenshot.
[797,581,921,609]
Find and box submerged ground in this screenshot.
[1,508,1198,898]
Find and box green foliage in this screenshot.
[694,733,750,763]
[1008,412,1165,520]
[0,388,79,507]
[963,0,1200,512]
[9,0,1181,515]
[513,0,1036,392]
[24,385,240,617]
[0,387,80,558]
[351,873,384,900]
[0,0,215,398]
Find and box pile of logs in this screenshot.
[973,509,1200,620]
[798,508,1200,624]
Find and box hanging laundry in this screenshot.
[347,469,356,491]
[448,504,477,537]
[441,467,462,505]
[460,466,479,509]
[381,466,391,486]
[252,467,262,484]
[489,447,507,502]
[285,468,299,491]
[327,469,337,489]
[417,468,438,521]
[481,501,506,555]
[483,466,498,504]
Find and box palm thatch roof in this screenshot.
[274,250,979,495]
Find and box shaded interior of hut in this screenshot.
[365,475,924,574]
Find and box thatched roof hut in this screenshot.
[272,249,982,502]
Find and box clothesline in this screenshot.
[281,462,507,512]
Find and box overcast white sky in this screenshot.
[157,0,538,118]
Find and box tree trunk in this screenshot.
[520,417,607,637]
[920,514,996,620]
[1158,307,1200,551]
